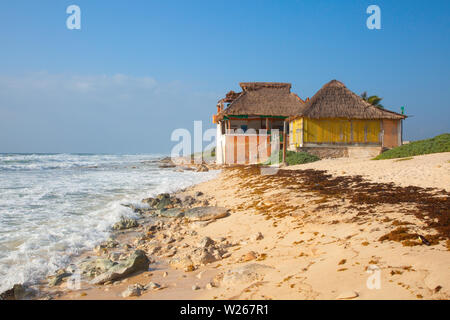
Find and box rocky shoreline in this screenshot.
[1,158,224,300]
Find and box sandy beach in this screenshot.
[32,152,450,300]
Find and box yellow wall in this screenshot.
[290,118,381,145]
[290,118,303,148]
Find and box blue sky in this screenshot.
[0,0,449,153]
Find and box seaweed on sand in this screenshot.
[223,165,449,245]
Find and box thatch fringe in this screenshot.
[217,82,305,120]
[298,80,406,120]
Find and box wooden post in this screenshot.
[283,120,287,165]
[265,118,269,131]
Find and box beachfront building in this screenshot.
[213,82,305,164]
[289,80,407,158]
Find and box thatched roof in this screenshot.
[296,80,406,120]
[217,82,305,120]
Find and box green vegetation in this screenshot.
[374,134,450,160]
[264,150,320,165]
[361,91,384,109]
[284,151,320,165]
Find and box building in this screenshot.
[213,82,305,164]
[289,80,407,158]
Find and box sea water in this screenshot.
[0,153,217,292]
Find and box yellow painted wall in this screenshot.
[290,118,303,148]
[290,118,381,145]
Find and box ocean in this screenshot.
[0,153,217,293]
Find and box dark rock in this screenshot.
[157,208,185,218]
[80,258,117,278]
[0,284,27,300]
[159,163,176,168]
[198,236,215,248]
[121,284,144,297]
[184,207,229,221]
[112,218,139,230]
[92,250,150,284]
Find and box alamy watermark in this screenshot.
[66,5,81,30]
[366,265,381,290]
[366,5,381,30]
[170,121,281,174]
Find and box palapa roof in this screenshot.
[296,80,406,120]
[217,82,306,120]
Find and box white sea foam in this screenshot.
[0,154,218,293]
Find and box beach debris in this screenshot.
[121,284,144,297]
[192,284,200,291]
[417,235,431,246]
[112,217,139,230]
[337,291,359,300]
[48,270,72,287]
[163,272,168,278]
[91,250,150,285]
[184,265,195,272]
[205,282,215,290]
[195,191,204,197]
[239,251,258,263]
[250,232,264,242]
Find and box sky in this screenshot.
[0,0,449,154]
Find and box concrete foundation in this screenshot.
[294,145,382,159]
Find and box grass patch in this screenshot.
[373,133,450,160]
[285,151,320,165]
[264,150,320,166]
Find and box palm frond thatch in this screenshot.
[299,80,405,120]
[217,82,306,120]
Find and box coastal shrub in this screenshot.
[373,133,450,160]
[284,151,320,165]
[263,150,320,165]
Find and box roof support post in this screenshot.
[283,120,287,165]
